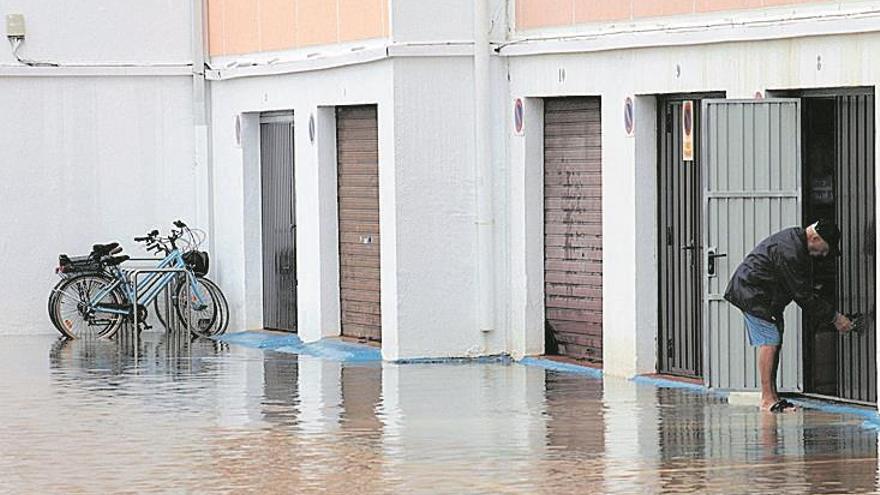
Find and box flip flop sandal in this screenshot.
[769,399,797,413]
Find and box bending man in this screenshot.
[724,220,853,413]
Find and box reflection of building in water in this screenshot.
[261,350,299,425]
[380,363,548,493]
[49,331,230,380]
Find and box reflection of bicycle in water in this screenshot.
[48,220,228,339]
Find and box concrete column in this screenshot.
[297,107,342,343]
[634,95,660,375]
[510,97,545,358]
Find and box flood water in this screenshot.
[1,331,878,494]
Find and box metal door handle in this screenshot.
[707,249,727,278]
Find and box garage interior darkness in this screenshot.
[787,88,877,405]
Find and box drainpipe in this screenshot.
[474,0,495,335]
[191,0,215,254]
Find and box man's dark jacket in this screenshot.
[724,227,836,325]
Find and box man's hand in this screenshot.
[834,313,854,333]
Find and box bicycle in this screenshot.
[48,221,229,340]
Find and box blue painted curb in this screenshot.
[786,397,880,426]
[518,357,603,378]
[217,331,382,363]
[629,374,727,397]
[392,355,514,365]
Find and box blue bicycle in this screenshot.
[49,221,228,339]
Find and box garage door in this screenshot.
[337,106,381,341]
[544,97,603,362]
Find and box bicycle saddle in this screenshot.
[92,242,121,257]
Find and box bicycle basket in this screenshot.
[184,250,209,276]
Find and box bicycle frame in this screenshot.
[87,249,209,316]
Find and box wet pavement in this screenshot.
[1,331,879,494]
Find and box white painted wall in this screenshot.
[0,76,197,334]
[0,1,198,335]
[208,60,395,344]
[391,0,473,43]
[0,0,191,64]
[390,56,482,359]
[506,31,880,377]
[210,53,502,361]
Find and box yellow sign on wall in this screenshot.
[682,100,694,162]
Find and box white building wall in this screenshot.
[391,0,474,43]
[208,53,499,360]
[0,1,197,335]
[207,60,396,346]
[0,0,191,64]
[390,56,483,359]
[506,30,880,377]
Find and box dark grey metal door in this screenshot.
[260,112,297,332]
[658,97,709,378]
[836,93,876,403]
[543,97,603,362]
[702,99,803,392]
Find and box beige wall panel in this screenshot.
[207,0,226,55]
[208,0,388,56]
[696,0,763,12]
[573,0,630,23]
[517,0,827,29]
[260,0,297,52]
[225,0,261,55]
[382,0,390,37]
[517,0,573,30]
[763,0,817,5]
[339,0,385,42]
[296,0,338,47]
[632,0,693,18]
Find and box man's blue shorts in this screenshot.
[744,312,783,346]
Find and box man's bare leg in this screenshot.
[759,345,781,410]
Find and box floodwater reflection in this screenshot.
[0,333,877,494]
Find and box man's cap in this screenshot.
[815,219,842,257]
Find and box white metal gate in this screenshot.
[702,99,803,392]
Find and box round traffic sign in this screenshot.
[624,97,634,136]
[514,98,524,135]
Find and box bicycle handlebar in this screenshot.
[134,229,160,243]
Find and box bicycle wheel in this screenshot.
[47,277,67,333]
[51,274,125,339]
[174,277,229,338]
[153,272,187,331]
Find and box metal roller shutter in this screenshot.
[544,97,603,362]
[336,106,381,341]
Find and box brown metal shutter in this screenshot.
[337,106,381,341]
[544,97,602,362]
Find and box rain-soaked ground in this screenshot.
[1,331,879,494]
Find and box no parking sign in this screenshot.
[624,97,634,137]
[682,100,694,161]
[514,98,524,135]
